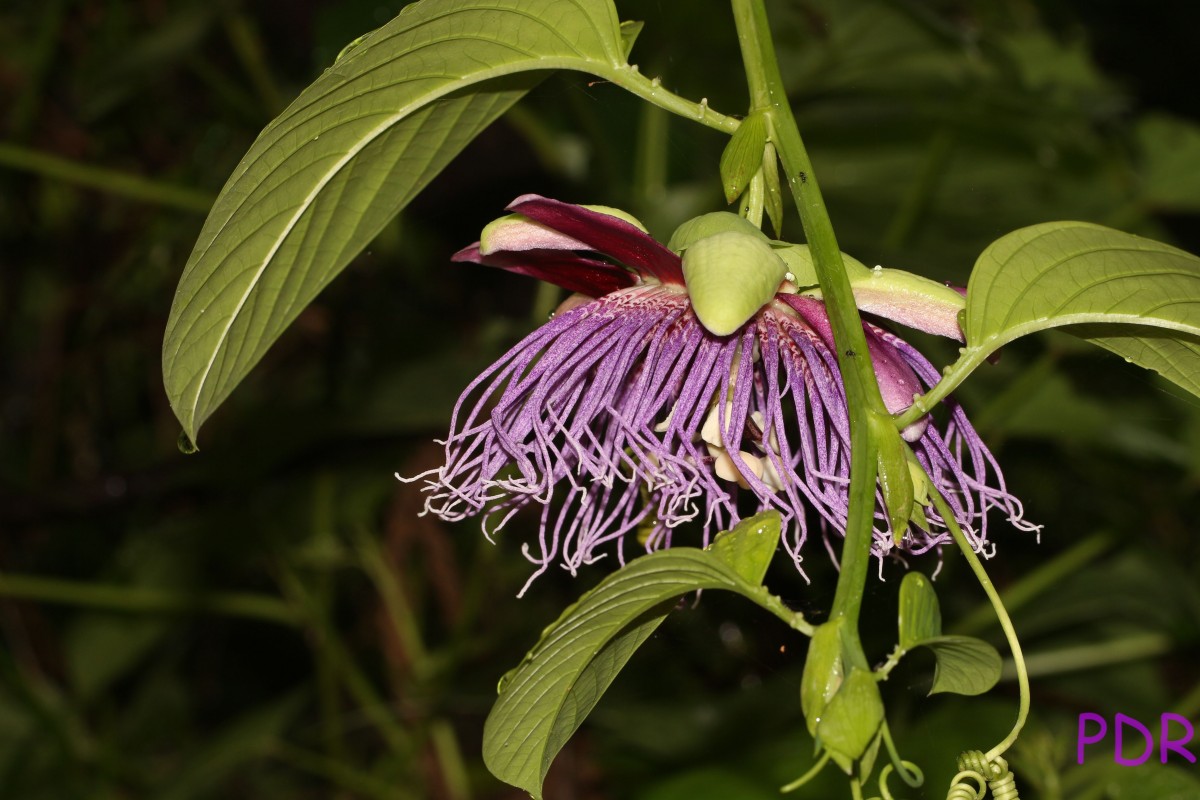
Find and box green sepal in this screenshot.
[776,243,871,277]
[479,205,648,255]
[771,243,868,290]
[857,729,884,784]
[787,249,966,339]
[847,264,966,340]
[720,112,769,204]
[682,231,788,335]
[906,454,932,532]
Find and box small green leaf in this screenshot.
[921,635,1002,696]
[965,221,1200,399]
[816,667,885,766]
[897,571,941,648]
[484,513,800,799]
[708,511,780,585]
[162,0,628,442]
[762,142,784,239]
[720,112,768,204]
[619,20,644,58]
[682,231,788,336]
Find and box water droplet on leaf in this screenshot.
[177,431,198,454]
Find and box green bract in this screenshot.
[667,211,768,253]
[681,230,788,336]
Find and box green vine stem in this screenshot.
[930,486,1030,764]
[730,0,889,659]
[894,346,992,431]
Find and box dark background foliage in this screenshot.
[2,1,1200,797]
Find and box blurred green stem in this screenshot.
[313,477,347,768]
[882,127,955,251]
[0,572,295,624]
[0,654,93,774]
[950,533,1112,637]
[1006,633,1170,681]
[504,104,583,180]
[276,564,413,759]
[9,0,65,138]
[531,282,561,326]
[0,142,214,212]
[353,527,430,677]
[1173,675,1200,718]
[354,527,472,800]
[634,102,669,207]
[271,742,410,800]
[222,10,285,114]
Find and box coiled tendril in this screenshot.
[946,752,1019,800]
[866,760,925,800]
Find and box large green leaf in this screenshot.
[482,513,807,799]
[162,0,628,441]
[964,221,1200,398]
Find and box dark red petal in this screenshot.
[862,324,929,440]
[505,194,684,285]
[453,243,636,297]
[776,295,834,346]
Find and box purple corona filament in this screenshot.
[408,196,1037,595]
